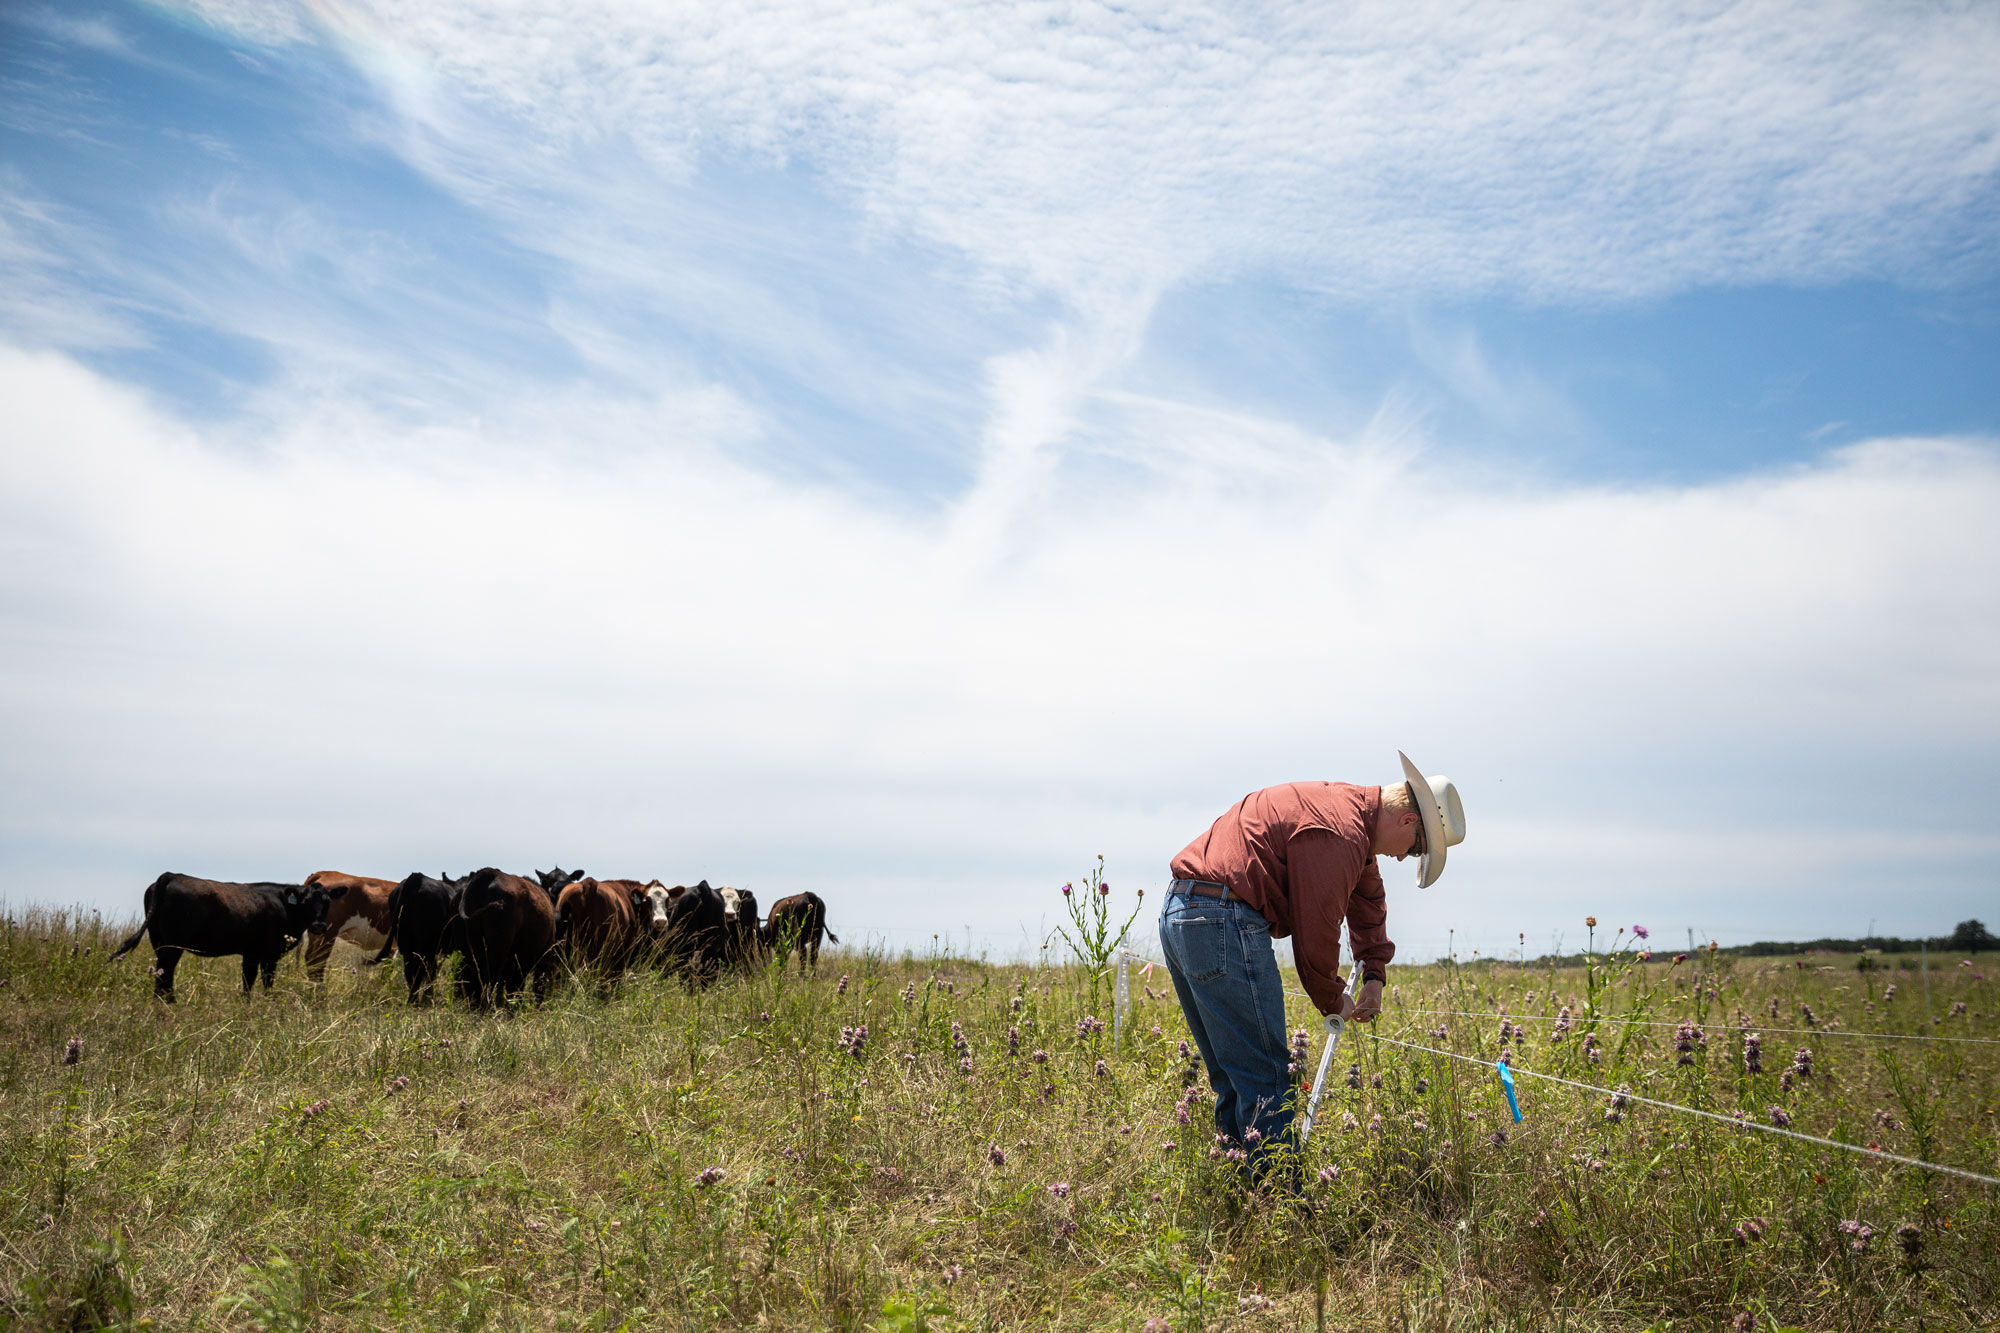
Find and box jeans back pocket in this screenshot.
[1169,911,1229,983]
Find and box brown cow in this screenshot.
[555,877,649,982]
[300,871,398,981]
[761,891,838,973]
[457,867,560,1008]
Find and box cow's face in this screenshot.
[639,882,674,933]
[286,885,331,936]
[720,886,743,923]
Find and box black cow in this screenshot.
[459,867,561,1007]
[718,885,761,971]
[661,881,727,985]
[534,866,584,908]
[762,892,838,973]
[365,873,470,1005]
[109,873,329,1002]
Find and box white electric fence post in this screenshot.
[1114,951,1130,1051]
[1921,941,1933,1025]
[1297,1010,1348,1147]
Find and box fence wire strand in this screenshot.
[1397,1005,2000,1047]
[1362,1031,2000,1189]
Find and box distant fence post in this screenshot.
[1114,950,1131,1051]
[1921,941,1933,1025]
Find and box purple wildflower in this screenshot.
[836,974,849,996]
[1731,1218,1766,1246]
[1060,883,1072,897]
[1675,1020,1702,1066]
[696,1165,725,1187]
[1792,1047,1813,1077]
[1744,1032,1763,1074]
[1032,1048,1049,1064]
[1837,1219,1874,1253]
[1632,924,1649,939]
[1316,1165,1339,1183]
[1768,1104,1793,1128]
[62,1036,83,1066]
[390,1075,409,1092]
[1076,1014,1105,1040]
[1047,1181,1071,1199]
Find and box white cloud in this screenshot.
[4,345,1996,956]
[214,0,2000,311]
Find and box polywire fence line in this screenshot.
[1361,1031,2000,1190]
[1395,1005,2000,1047]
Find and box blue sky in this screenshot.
[3,0,1998,961]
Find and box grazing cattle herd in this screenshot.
[108,866,838,1006]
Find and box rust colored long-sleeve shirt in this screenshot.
[1170,782,1396,1015]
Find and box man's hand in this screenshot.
[1344,978,1384,1023]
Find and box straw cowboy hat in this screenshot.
[1398,750,1465,889]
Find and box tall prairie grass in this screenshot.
[2,903,1995,1331]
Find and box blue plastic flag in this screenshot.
[1497,1061,1523,1123]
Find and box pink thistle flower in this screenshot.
[1632,925,1650,939]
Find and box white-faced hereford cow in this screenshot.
[761,891,838,973]
[718,886,761,970]
[109,873,329,1002]
[300,870,397,981]
[633,880,681,947]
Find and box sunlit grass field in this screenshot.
[4,905,1996,1331]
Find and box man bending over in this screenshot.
[1159,751,1465,1175]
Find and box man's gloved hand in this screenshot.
[1340,978,1384,1023]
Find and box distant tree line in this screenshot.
[1479,919,1998,970]
[1721,919,1996,957]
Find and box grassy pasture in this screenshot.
[2,906,1997,1332]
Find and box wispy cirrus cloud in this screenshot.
[221,0,2000,309]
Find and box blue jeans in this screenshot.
[1158,886,1295,1166]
